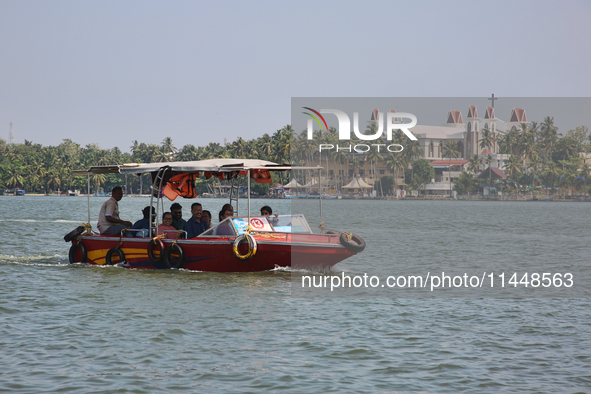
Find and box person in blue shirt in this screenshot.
[184,202,208,238]
[128,206,155,237]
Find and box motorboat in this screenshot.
[64,159,365,272]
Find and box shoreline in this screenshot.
[4,194,590,202]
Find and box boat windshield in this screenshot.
[200,217,237,237]
[198,214,312,237]
[263,214,312,234]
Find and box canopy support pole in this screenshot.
[247,169,251,224]
[87,173,91,225]
[319,168,323,225]
[150,168,168,237]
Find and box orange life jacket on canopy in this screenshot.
[162,172,198,201]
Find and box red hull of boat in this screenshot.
[70,233,356,272]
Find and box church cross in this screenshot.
[488,93,498,109]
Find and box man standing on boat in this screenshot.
[170,202,186,230]
[97,186,133,235]
[184,202,208,238]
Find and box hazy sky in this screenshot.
[1,0,590,151]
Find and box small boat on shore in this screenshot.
[3,188,25,196]
[65,159,365,272]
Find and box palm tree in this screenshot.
[155,147,172,162]
[230,137,247,158]
[467,154,482,174]
[485,154,494,194]
[161,137,177,156]
[540,116,558,164]
[540,162,559,195]
[558,156,583,197]
[479,127,494,154]
[366,144,383,196]
[579,161,591,194]
[497,133,512,155]
[442,140,459,197]
[259,134,273,161]
[91,173,106,194]
[178,144,198,161]
[384,153,406,194]
[7,168,24,188]
[331,149,348,191]
[404,139,423,188]
[46,171,62,192]
[349,156,361,179]
[503,155,522,193]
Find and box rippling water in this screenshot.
[1,196,590,392]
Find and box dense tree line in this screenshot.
[454,118,591,196]
[1,116,590,196]
[0,130,293,194]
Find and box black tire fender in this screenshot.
[339,232,366,253]
[105,247,125,265]
[64,226,85,243]
[163,243,185,269]
[147,238,165,264]
[68,241,87,264]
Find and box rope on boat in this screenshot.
[249,232,284,239]
[82,222,94,235]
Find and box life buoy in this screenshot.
[163,243,185,268]
[339,232,366,253]
[68,241,87,264]
[232,234,257,260]
[148,238,165,264]
[64,226,85,242]
[106,247,125,265]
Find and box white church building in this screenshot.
[387,102,529,195]
[410,104,528,164]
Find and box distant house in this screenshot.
[477,167,508,195]
[477,167,508,181]
[425,160,469,196]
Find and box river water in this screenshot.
[1,196,590,392]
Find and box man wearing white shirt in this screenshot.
[97,186,133,235]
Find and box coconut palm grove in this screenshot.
[1,119,590,198]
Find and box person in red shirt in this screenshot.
[157,212,178,239]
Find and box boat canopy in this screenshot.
[73,159,321,176]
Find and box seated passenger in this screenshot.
[183,202,208,238]
[158,212,179,239]
[202,210,212,229]
[221,203,234,216]
[128,206,155,237]
[170,202,186,230]
[97,186,133,235]
[260,205,278,225]
[215,207,234,236]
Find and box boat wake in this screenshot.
[271,265,343,274]
[0,255,133,269]
[0,253,70,267]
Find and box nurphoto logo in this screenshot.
[302,107,418,153]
